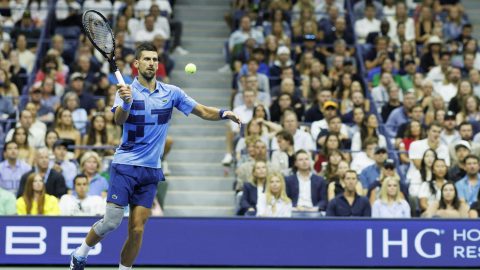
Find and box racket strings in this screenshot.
[83,11,114,54]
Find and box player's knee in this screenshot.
[128,224,145,237]
[93,204,125,237]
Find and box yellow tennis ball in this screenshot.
[185,63,196,74]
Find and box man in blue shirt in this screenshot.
[326,170,371,217]
[70,43,243,270]
[358,146,388,195]
[385,90,416,138]
[455,155,480,206]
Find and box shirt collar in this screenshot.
[296,171,312,181]
[340,192,359,200]
[132,77,161,95]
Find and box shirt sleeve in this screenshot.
[174,87,198,116]
[418,182,430,199]
[408,141,423,160]
[455,182,466,199]
[371,200,380,217]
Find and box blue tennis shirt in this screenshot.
[112,77,197,168]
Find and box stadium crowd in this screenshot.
[220,0,480,218]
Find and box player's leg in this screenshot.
[162,135,174,175]
[119,204,151,268]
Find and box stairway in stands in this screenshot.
[462,0,480,40]
[163,0,234,216]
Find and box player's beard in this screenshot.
[140,68,155,82]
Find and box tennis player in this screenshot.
[69,43,242,270]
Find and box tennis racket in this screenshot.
[82,10,130,100]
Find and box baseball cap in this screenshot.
[455,140,471,151]
[445,110,456,120]
[375,146,388,154]
[383,159,396,168]
[30,82,42,93]
[323,101,338,110]
[277,46,290,55]
[405,58,415,65]
[70,72,84,81]
[53,139,69,150]
[22,10,31,19]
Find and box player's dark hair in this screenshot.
[135,43,158,60]
[73,174,88,186]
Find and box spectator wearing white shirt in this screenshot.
[439,111,461,146]
[426,52,451,84]
[228,15,265,53]
[55,0,82,21]
[49,139,77,188]
[351,114,387,158]
[5,110,45,148]
[310,101,348,143]
[386,2,415,42]
[418,159,448,212]
[406,121,450,186]
[355,4,381,44]
[136,5,171,41]
[59,174,104,216]
[350,137,377,174]
[256,173,292,217]
[448,122,480,167]
[271,111,315,153]
[16,35,35,73]
[134,15,167,44]
[83,0,113,19]
[435,66,461,103]
[314,0,344,24]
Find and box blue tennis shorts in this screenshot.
[107,163,165,208]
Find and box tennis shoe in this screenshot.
[70,247,87,270]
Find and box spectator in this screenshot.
[136,5,171,44]
[310,101,349,144]
[460,53,475,79]
[367,159,408,203]
[410,148,437,202]
[353,0,384,20]
[291,0,315,25]
[269,46,296,82]
[45,130,60,160]
[424,94,444,126]
[304,88,332,122]
[398,58,419,93]
[370,57,397,88]
[448,122,480,166]
[235,118,276,161]
[426,51,450,83]
[40,77,61,112]
[385,90,416,138]
[294,34,326,67]
[425,181,469,218]
[270,92,304,123]
[233,36,256,76]
[268,21,291,45]
[449,80,474,115]
[386,2,415,42]
[134,14,167,44]
[326,170,371,217]
[51,34,75,67]
[27,84,54,121]
[415,5,436,44]
[49,139,77,187]
[75,151,108,198]
[434,108,446,125]
[10,11,41,51]
[315,0,344,24]
[340,83,371,117]
[237,140,280,191]
[234,76,271,109]
[11,127,35,166]
[447,140,470,183]
[470,192,480,218]
[256,173,293,217]
[66,72,97,116]
[271,131,295,176]
[285,150,328,212]
[365,37,394,71]
[271,111,315,152]
[239,160,268,215]
[54,108,82,160]
[358,146,389,195]
[420,36,442,72]
[394,104,425,148]
[327,160,363,201]
[372,72,394,112]
[321,149,344,181]
[456,95,480,125]
[59,174,104,216]
[0,181,16,214]
[351,114,387,155]
[263,9,292,38]
[16,173,60,215]
[83,0,112,19]
[104,107,122,146]
[454,154,480,207]
[0,141,31,195]
[419,159,448,212]
[355,4,381,44]
[0,79,14,117]
[463,39,480,71]
[323,17,354,56]
[5,110,45,147]
[0,68,19,105]
[17,148,66,199]
[314,132,344,174]
[236,135,258,170]
[366,20,390,45]
[16,34,35,73]
[443,6,464,40]
[237,59,270,93]
[350,137,378,174]
[372,176,411,218]
[63,92,88,135]
[228,15,265,53]
[348,107,365,139]
[8,50,28,93]
[381,83,402,122]
[399,120,427,163]
[45,68,65,97]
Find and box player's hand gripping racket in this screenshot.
[82,10,130,100]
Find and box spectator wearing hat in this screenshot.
[310,101,349,143]
[65,72,97,116]
[398,58,419,93]
[355,4,381,45]
[17,148,66,199]
[367,159,408,204]
[420,35,442,72]
[326,170,371,217]
[16,34,35,73]
[448,122,480,166]
[0,79,14,117]
[269,46,296,82]
[48,139,77,186]
[455,155,480,206]
[426,51,451,84]
[358,146,389,195]
[385,89,416,138]
[10,11,41,52]
[447,140,471,183]
[28,84,54,121]
[0,141,32,195]
[294,34,326,67]
[322,17,355,57]
[304,88,332,123]
[440,111,461,146]
[228,15,265,53]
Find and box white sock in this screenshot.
[119,263,131,270]
[76,241,92,257]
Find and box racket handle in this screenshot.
[115,70,130,100]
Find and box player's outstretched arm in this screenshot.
[191,104,243,127]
